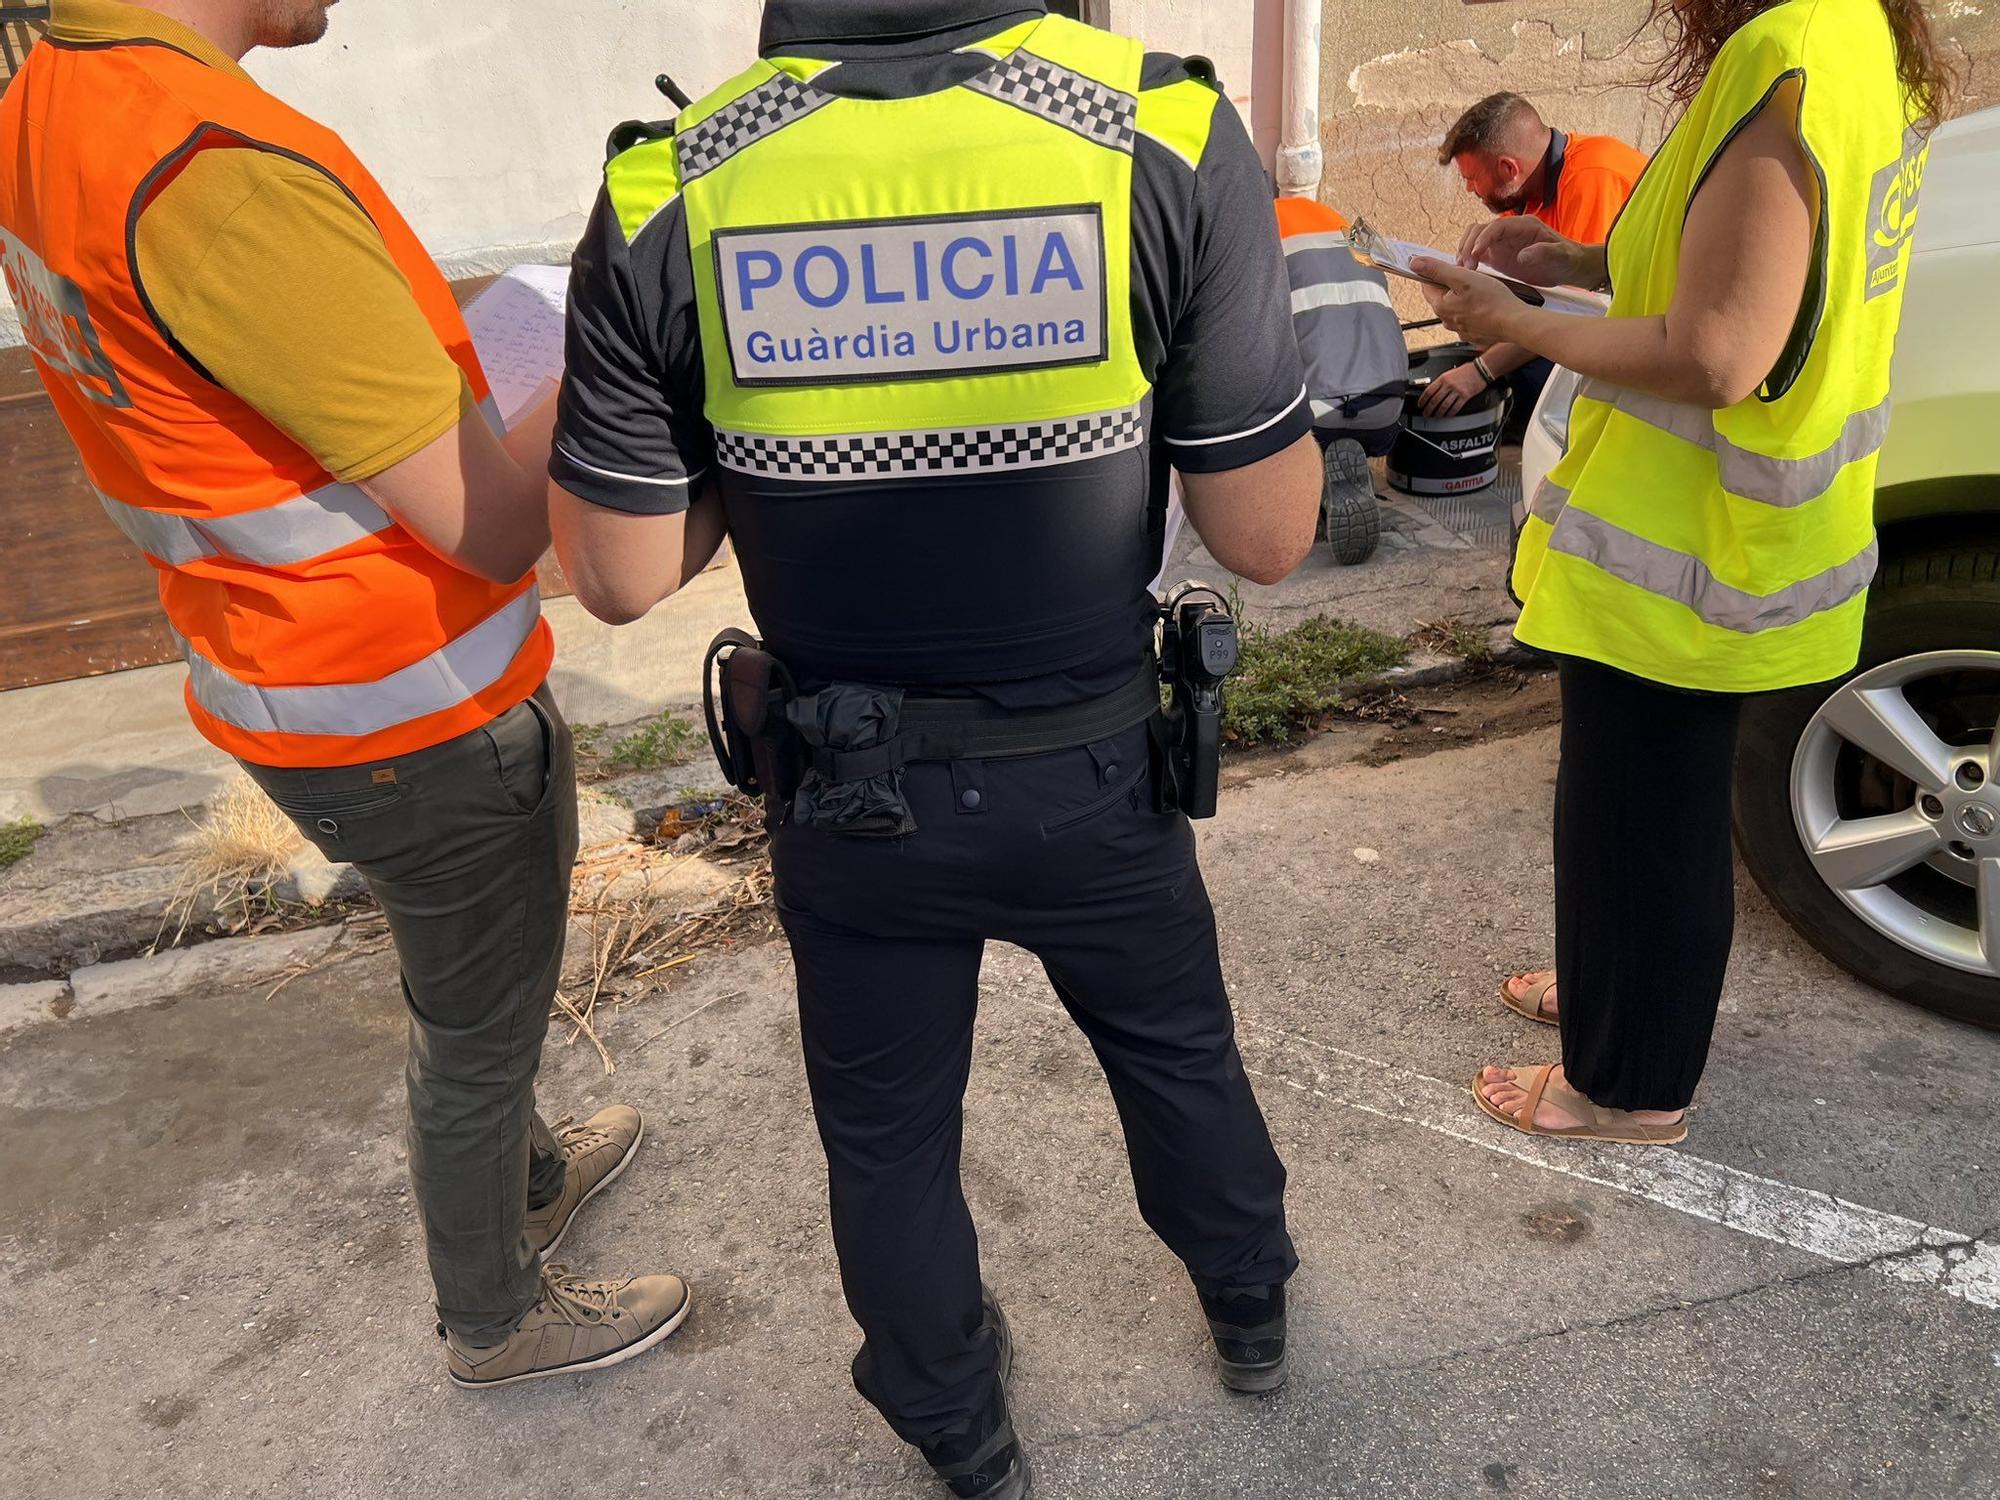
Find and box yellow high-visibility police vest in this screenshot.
[1514,0,1928,693]
[622,14,1160,477]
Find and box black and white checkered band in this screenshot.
[678,73,832,184]
[715,405,1146,482]
[964,52,1135,154]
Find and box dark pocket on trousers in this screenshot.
[244,770,407,861]
[264,782,406,821]
[484,694,557,817]
[1039,757,1149,838]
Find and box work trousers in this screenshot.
[1553,656,1745,1112]
[772,721,1297,1446]
[240,685,579,1342]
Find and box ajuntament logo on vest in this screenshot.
[712,206,1109,386]
[0,226,131,408]
[1865,129,1929,302]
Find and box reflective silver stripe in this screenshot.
[964,50,1136,153]
[1291,280,1392,314]
[1282,247,1366,288]
[1580,380,1893,510]
[1310,394,1400,428]
[715,404,1145,482]
[1546,507,1877,634]
[1282,232,1348,254]
[677,72,833,184]
[179,585,543,738]
[97,488,216,565]
[96,483,396,568]
[1529,479,1569,524]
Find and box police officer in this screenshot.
[548,3,1321,1493]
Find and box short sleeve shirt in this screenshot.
[553,22,1310,697]
[56,1,469,484]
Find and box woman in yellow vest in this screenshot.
[1414,0,1955,1144]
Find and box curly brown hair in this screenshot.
[1641,0,1959,130]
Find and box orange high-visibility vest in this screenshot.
[0,36,551,767]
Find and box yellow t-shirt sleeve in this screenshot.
[131,147,467,483]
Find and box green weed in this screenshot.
[0,816,43,869]
[606,712,706,773]
[1224,617,1408,747]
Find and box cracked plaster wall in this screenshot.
[1317,1,2000,322]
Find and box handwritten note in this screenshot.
[463,263,572,428]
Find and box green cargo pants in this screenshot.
[240,684,579,1343]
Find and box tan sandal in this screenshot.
[1498,970,1559,1026]
[1471,1064,1687,1145]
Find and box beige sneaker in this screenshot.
[446,1266,691,1389]
[525,1105,645,1260]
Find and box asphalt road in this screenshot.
[4,673,1996,1499]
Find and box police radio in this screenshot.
[1156,582,1239,820]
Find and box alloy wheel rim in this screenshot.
[1790,649,2000,979]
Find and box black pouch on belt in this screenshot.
[786,685,917,838]
[702,629,803,811]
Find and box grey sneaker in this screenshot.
[525,1105,644,1260]
[445,1265,690,1389]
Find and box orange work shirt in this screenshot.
[1534,131,1647,245]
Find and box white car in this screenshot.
[1517,106,2000,1030]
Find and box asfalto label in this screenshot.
[711,206,1108,386]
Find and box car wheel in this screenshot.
[1735,542,2000,1029]
[1322,438,1380,566]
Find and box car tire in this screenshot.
[1734,539,2000,1030]
[1322,438,1381,566]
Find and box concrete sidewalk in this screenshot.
[0,564,755,826]
[4,684,1993,1499]
[2,461,1522,829]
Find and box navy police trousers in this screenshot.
[771,720,1297,1445]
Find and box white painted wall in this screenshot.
[0,0,1277,337]
[1099,0,1286,168]
[246,0,758,274]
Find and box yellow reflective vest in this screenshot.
[640,14,1156,470]
[1514,0,1928,693]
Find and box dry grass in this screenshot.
[158,776,305,948]
[552,795,777,1074]
[1411,615,1495,666]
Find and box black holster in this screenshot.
[702,629,804,812]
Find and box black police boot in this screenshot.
[1199,1281,1288,1394]
[921,1286,1032,1499]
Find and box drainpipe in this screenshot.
[1274,0,1323,198]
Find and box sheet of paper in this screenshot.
[463,263,572,428]
[1348,217,1608,318]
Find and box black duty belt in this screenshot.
[808,666,1162,784]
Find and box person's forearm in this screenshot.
[501,386,560,474]
[490,390,559,571]
[1573,244,1610,292]
[1478,342,1536,380]
[676,495,729,588]
[1494,307,1736,410]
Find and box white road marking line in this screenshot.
[1237,1019,1999,1312]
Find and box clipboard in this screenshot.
[1348,217,1608,318]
